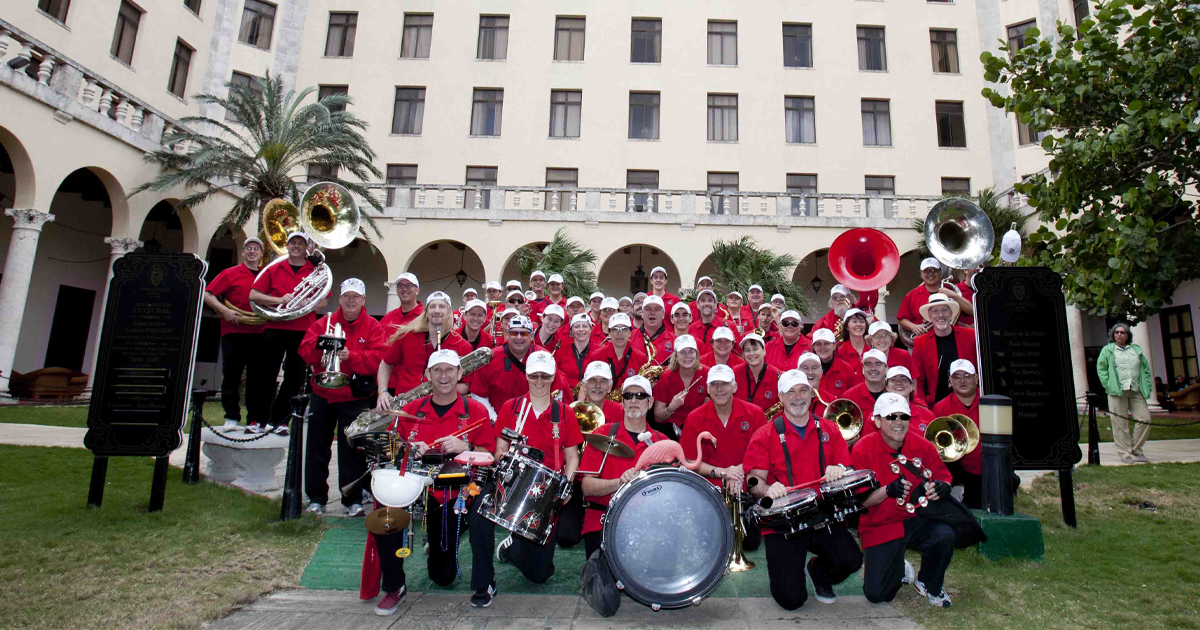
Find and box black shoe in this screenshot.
[807,558,836,604]
[496,534,513,564]
[470,581,497,607]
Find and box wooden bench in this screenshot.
[9,368,88,400]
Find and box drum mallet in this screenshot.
[747,476,826,509]
[979,395,1014,516]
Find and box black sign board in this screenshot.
[83,251,206,511]
[973,267,1082,469]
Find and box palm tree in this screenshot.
[707,236,814,315]
[134,71,384,238]
[516,228,599,297]
[911,187,1028,263]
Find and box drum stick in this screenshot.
[441,419,486,442]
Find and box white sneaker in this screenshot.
[222,419,239,430]
[246,423,264,434]
[346,504,365,517]
[272,423,290,436]
[926,589,952,608]
[901,559,915,585]
[304,502,326,515]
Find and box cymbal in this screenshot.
[365,507,411,536]
[583,433,635,458]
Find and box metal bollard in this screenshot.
[980,395,1014,516]
[279,393,309,521]
[1086,391,1101,466]
[181,389,209,484]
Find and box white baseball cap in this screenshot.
[464,299,487,313]
[757,303,774,312]
[590,292,605,301]
[566,296,586,307]
[868,321,894,336]
[530,270,546,280]
[243,237,264,248]
[618,296,633,304]
[583,361,613,383]
[548,273,564,284]
[508,315,533,331]
[740,332,765,347]
[485,280,502,291]
[874,393,911,417]
[500,307,519,319]
[778,369,811,394]
[950,359,977,375]
[671,302,691,315]
[571,312,593,327]
[727,290,743,299]
[707,364,736,384]
[340,278,366,296]
[1001,228,1023,263]
[748,284,763,293]
[543,304,566,321]
[920,257,941,271]
[395,272,419,287]
[622,374,653,395]
[798,352,822,367]
[771,293,785,304]
[697,289,716,300]
[608,313,633,329]
[506,279,522,289]
[427,349,461,369]
[525,350,556,375]
[697,275,713,285]
[426,291,451,306]
[462,287,478,297]
[712,327,735,342]
[811,329,837,344]
[830,284,852,298]
[600,297,620,311]
[643,295,665,310]
[863,349,889,365]
[650,266,668,277]
[780,310,801,323]
[286,231,309,244]
[507,290,525,301]
[843,308,868,321]
[674,334,698,353]
[886,366,913,381]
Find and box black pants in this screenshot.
[742,517,762,552]
[946,461,982,509]
[220,333,265,424]
[583,530,603,559]
[374,494,496,592]
[304,395,371,507]
[257,328,308,426]
[763,524,863,610]
[508,523,559,584]
[863,516,955,603]
[556,482,585,548]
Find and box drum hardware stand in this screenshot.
[181,389,209,484]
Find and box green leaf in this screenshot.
[1128,100,1143,112]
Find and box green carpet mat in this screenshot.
[300,517,864,597]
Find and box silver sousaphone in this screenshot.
[923,198,995,271]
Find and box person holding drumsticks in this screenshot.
[744,370,863,610]
[371,349,499,614]
[493,351,583,584]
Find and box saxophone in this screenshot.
[604,337,665,402]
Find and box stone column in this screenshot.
[0,209,55,395]
[85,237,143,389]
[874,287,889,323]
[384,281,400,312]
[1131,321,1164,412]
[1066,305,1090,411]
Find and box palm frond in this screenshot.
[516,228,599,297]
[706,236,815,315]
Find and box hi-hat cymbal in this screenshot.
[366,507,411,536]
[583,433,635,458]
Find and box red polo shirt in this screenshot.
[688,317,727,347]
[206,263,265,336]
[955,281,974,327]
[835,341,870,380]
[852,431,951,548]
[554,341,594,390]
[586,343,648,389]
[469,345,570,412]
[495,396,584,473]
[907,401,937,438]
[381,329,472,394]
[886,347,916,375]
[534,327,564,354]
[579,422,668,534]
[744,414,852,488]
[897,284,939,326]
[911,326,978,407]
[733,363,783,414]
[765,336,813,371]
[842,382,888,439]
[682,399,766,485]
[653,366,711,427]
[699,350,746,370]
[818,357,861,400]
[599,399,624,424]
[298,309,386,403]
[652,292,681,311]
[391,394,496,501]
[251,259,326,332]
[933,392,982,475]
[812,309,841,333]
[457,327,494,353]
[380,303,424,340]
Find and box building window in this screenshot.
[707,172,739,214]
[110,1,142,65]
[1160,305,1199,384]
[1017,119,1046,146]
[325,12,357,57]
[549,90,582,138]
[631,18,662,63]
[707,94,738,142]
[1007,20,1036,52]
[318,85,348,113]
[477,16,509,60]
[555,17,586,61]
[471,89,503,136]
[307,163,339,183]
[546,168,579,210]
[627,170,660,213]
[857,27,887,71]
[226,71,262,121]
[466,166,497,209]
[936,102,967,148]
[629,92,660,140]
[865,176,895,197]
[941,178,971,197]
[238,0,275,50]
[185,0,201,16]
[168,39,193,98]
[861,99,892,146]
[787,174,818,216]
[1074,0,1090,26]
[707,21,737,65]
[391,87,425,135]
[785,96,816,144]
[782,24,813,68]
[38,0,71,22]
[401,14,434,58]
[930,29,959,73]
[385,164,417,207]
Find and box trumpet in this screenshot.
[313,317,349,389]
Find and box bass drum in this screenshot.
[601,466,733,610]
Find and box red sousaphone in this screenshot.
[827,228,901,293]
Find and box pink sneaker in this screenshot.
[375,585,406,616]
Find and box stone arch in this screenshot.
[404,239,487,308]
[596,244,681,299]
[500,241,551,288]
[0,125,35,209]
[204,224,248,281]
[323,238,392,319]
[137,199,198,254]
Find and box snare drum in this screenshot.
[818,469,878,521]
[748,487,824,537]
[601,466,732,611]
[478,451,570,545]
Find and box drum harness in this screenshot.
[773,412,826,487]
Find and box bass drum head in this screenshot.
[601,467,733,609]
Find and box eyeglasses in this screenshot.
[508,330,531,338]
[508,299,525,305]
[672,312,690,318]
[622,392,652,401]
[396,283,418,291]
[950,374,974,382]
[884,414,911,422]
[528,372,554,381]
[781,321,800,328]
[611,326,630,333]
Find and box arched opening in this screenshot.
[882,250,925,324]
[793,249,832,323]
[596,244,680,299]
[323,238,391,319]
[695,254,720,286]
[0,125,35,208]
[406,240,486,308]
[501,241,551,288]
[138,200,186,253]
[204,224,247,282]
[0,140,16,211]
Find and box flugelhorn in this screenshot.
[924,414,980,462]
[823,398,864,442]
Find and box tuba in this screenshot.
[924,414,981,462]
[823,398,865,442]
[251,182,361,322]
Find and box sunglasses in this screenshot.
[508,330,531,338]
[884,414,911,422]
[528,372,554,381]
[622,392,652,401]
[781,321,800,328]
[508,299,525,305]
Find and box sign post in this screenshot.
[83,250,207,512]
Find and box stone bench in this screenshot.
[200,427,289,493]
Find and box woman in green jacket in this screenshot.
[1095,323,1153,464]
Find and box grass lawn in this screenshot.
[1079,413,1200,443]
[894,462,1200,629]
[0,401,227,430]
[0,444,325,629]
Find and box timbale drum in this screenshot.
[747,487,824,538]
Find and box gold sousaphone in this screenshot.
[925,414,980,462]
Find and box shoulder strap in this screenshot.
[812,413,826,471]
[773,416,794,486]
